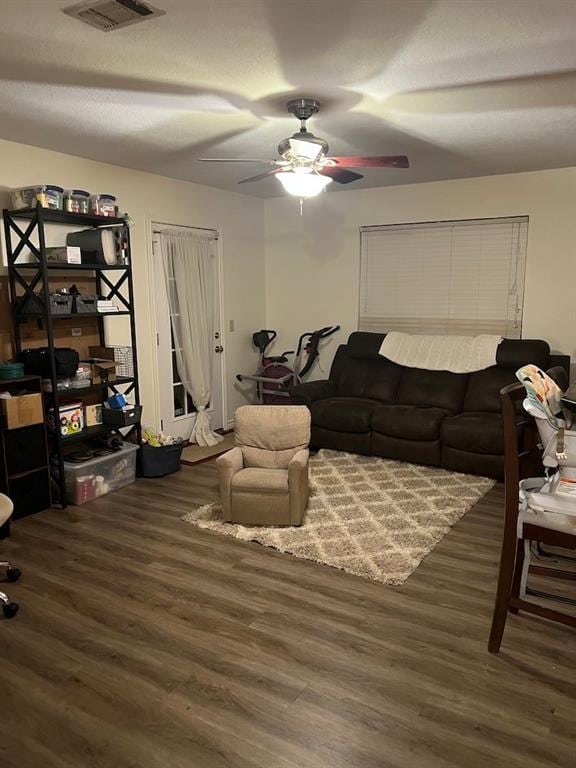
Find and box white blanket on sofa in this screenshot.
[378,332,502,373]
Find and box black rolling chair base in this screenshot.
[0,591,19,618]
[1,561,21,618]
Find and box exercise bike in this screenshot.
[236,325,340,404]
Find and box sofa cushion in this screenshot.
[372,405,450,441]
[464,368,519,412]
[311,426,372,455]
[441,412,505,455]
[496,339,550,370]
[337,358,402,403]
[232,468,288,493]
[442,445,504,480]
[372,433,441,466]
[310,397,380,433]
[396,367,469,411]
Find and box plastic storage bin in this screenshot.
[11,185,64,210]
[89,194,118,217]
[74,295,98,313]
[49,294,74,315]
[64,189,90,214]
[64,443,138,505]
[102,404,142,427]
[137,443,183,478]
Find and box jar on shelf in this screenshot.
[11,185,64,210]
[89,194,118,217]
[64,189,90,214]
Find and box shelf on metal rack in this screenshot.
[12,262,130,271]
[44,377,135,400]
[5,208,126,227]
[57,422,140,445]
[16,311,131,320]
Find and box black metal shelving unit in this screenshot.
[2,204,141,508]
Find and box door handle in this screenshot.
[214,345,224,353]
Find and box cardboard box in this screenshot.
[1,393,43,430]
[84,358,117,384]
[85,403,103,427]
[89,346,116,363]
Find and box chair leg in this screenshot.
[510,539,526,614]
[489,528,519,654]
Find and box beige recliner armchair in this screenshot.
[216,405,311,526]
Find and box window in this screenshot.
[359,217,528,337]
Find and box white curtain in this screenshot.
[159,229,223,447]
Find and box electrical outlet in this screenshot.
[71,328,82,337]
[229,319,235,332]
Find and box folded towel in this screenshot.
[379,332,502,373]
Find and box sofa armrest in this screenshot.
[289,379,336,406]
[215,447,244,521]
[288,449,310,525]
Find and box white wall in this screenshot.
[0,138,266,428]
[264,167,576,375]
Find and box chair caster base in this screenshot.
[2,601,19,619]
[6,567,21,583]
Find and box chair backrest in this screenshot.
[235,405,311,468]
[500,383,542,526]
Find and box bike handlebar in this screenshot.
[317,325,340,337]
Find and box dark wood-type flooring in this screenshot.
[1,461,574,768]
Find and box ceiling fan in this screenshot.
[198,98,409,198]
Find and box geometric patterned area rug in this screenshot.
[181,449,495,585]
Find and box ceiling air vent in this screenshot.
[63,0,165,32]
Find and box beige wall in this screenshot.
[0,138,266,428]
[264,167,576,375]
[2,139,574,429]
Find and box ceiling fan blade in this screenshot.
[238,168,283,184]
[289,137,323,161]
[319,167,364,184]
[327,155,409,168]
[198,158,279,163]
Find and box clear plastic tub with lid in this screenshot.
[11,185,64,210]
[64,189,90,214]
[89,194,118,217]
[64,442,138,505]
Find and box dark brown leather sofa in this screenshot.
[289,332,570,479]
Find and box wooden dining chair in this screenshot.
[488,381,576,653]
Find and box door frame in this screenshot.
[147,218,227,437]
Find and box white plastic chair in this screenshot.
[0,494,21,619]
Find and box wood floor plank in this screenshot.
[1,464,574,768]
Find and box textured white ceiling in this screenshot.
[0,0,575,197]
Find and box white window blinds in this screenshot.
[359,217,528,337]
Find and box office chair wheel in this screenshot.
[2,601,19,619]
[6,567,21,582]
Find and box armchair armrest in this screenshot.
[288,448,310,525]
[288,379,336,406]
[216,447,244,521]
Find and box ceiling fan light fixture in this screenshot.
[288,137,323,161]
[276,171,332,198]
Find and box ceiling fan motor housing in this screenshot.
[278,131,329,159]
[279,98,329,159]
[286,98,321,121]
